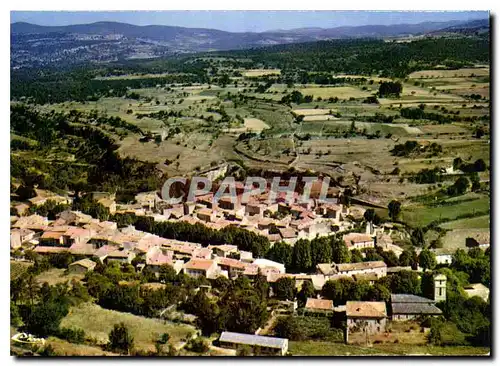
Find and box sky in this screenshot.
[10,11,489,33]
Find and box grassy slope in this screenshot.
[60,303,195,352]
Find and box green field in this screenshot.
[440,215,490,229]
[401,195,490,227]
[288,340,489,356]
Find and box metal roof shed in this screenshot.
[219,331,288,355]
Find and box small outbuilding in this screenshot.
[219,331,288,356]
[68,258,97,274]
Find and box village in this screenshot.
[10,177,490,355]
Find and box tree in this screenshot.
[274,316,305,341]
[297,281,315,308]
[222,289,268,334]
[310,237,332,266]
[274,277,295,301]
[254,269,270,300]
[380,250,399,267]
[15,185,36,200]
[364,248,383,262]
[292,239,312,272]
[378,81,403,97]
[108,323,134,354]
[363,209,376,223]
[10,301,23,327]
[419,249,437,271]
[453,157,463,170]
[367,282,391,302]
[399,248,418,269]
[322,278,353,306]
[411,227,425,247]
[24,299,69,337]
[448,176,470,196]
[390,270,421,295]
[474,159,486,172]
[388,200,402,221]
[266,242,292,269]
[158,264,177,283]
[331,236,350,263]
[350,249,363,263]
[428,320,466,346]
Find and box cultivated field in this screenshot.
[243,69,281,77]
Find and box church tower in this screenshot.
[434,274,447,302]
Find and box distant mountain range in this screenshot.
[10,18,489,68]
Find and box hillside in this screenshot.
[10,18,488,68]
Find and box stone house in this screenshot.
[346,301,387,341]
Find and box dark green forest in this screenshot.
[10,37,489,104]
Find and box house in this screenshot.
[343,233,375,250]
[106,248,136,264]
[215,257,247,279]
[33,246,69,255]
[253,258,286,274]
[210,244,238,258]
[346,301,387,340]
[278,227,297,244]
[68,258,97,274]
[63,227,92,246]
[183,202,196,215]
[375,234,403,258]
[12,214,48,232]
[69,243,97,257]
[323,204,344,221]
[55,210,94,226]
[28,190,72,207]
[316,261,387,278]
[196,208,217,223]
[390,294,442,321]
[218,197,240,211]
[39,231,65,246]
[465,232,490,250]
[246,203,266,217]
[13,203,30,216]
[183,259,219,279]
[239,250,253,263]
[145,247,184,274]
[463,283,490,302]
[93,245,118,262]
[10,228,35,249]
[135,191,160,210]
[218,331,288,356]
[97,198,117,214]
[304,298,333,316]
[435,253,453,265]
[352,273,379,285]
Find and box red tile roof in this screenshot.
[184,259,215,271]
[305,298,333,311]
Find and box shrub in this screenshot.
[187,338,209,353]
[58,327,86,344]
